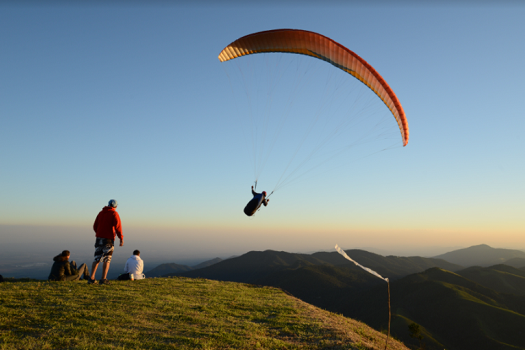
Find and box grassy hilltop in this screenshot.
[0,277,408,350]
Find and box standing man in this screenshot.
[89,199,124,285]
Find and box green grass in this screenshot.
[0,277,409,350]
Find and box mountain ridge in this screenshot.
[433,244,525,267]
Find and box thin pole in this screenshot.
[385,280,391,350]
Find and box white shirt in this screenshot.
[124,255,145,280]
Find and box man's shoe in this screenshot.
[87,277,98,285]
[99,279,111,285]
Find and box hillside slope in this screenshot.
[346,268,525,350]
[457,264,525,296]
[0,277,409,350]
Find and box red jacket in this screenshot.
[93,206,123,240]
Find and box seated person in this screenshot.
[48,250,89,281]
[123,250,145,280]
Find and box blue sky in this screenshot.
[1,2,524,261]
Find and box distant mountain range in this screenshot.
[173,249,462,281]
[165,244,525,350]
[145,257,223,277]
[433,244,525,267]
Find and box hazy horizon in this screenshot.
[2,223,522,262]
[2,222,523,280]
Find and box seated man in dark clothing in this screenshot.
[244,186,270,216]
[48,250,89,281]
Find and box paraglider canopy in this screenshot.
[219,29,409,146]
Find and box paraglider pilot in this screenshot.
[244,186,269,216]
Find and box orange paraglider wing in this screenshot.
[218,29,409,146]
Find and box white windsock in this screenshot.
[335,244,389,282]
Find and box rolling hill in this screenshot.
[174,249,462,283]
[502,257,525,269]
[457,264,525,296]
[345,267,525,350]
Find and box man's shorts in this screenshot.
[93,238,115,263]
